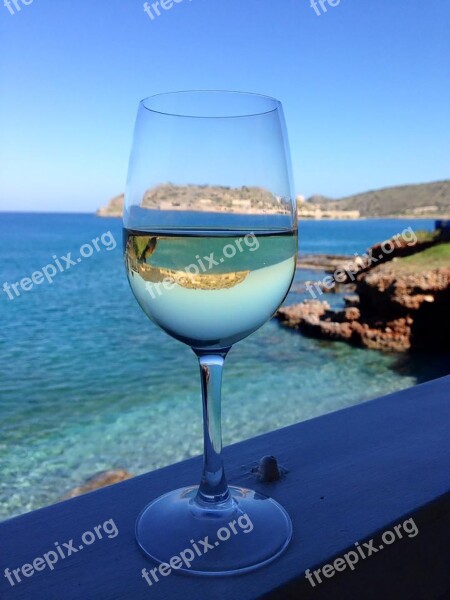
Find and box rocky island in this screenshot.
[97,184,287,216]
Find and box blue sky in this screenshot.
[0,0,449,212]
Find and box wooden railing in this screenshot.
[0,375,449,599]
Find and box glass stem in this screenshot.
[195,352,230,505]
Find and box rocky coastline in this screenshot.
[277,229,450,353]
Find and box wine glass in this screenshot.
[124,91,297,575]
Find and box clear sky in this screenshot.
[0,0,449,212]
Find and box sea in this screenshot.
[0,214,447,521]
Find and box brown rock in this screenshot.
[63,469,133,499]
[276,300,331,329]
[345,307,361,321]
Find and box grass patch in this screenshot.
[398,243,450,269]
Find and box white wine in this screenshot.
[126,93,296,573]
[124,229,297,350]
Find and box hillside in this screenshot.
[307,180,450,218]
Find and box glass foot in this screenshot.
[136,485,292,576]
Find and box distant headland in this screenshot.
[299,180,450,219]
[97,180,450,219]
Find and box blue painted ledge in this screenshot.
[0,375,449,599]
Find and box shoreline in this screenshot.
[278,232,450,354]
[96,211,448,220]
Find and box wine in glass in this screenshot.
[124,91,297,575]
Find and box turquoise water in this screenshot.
[0,214,443,521]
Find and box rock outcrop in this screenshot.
[277,241,450,353]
